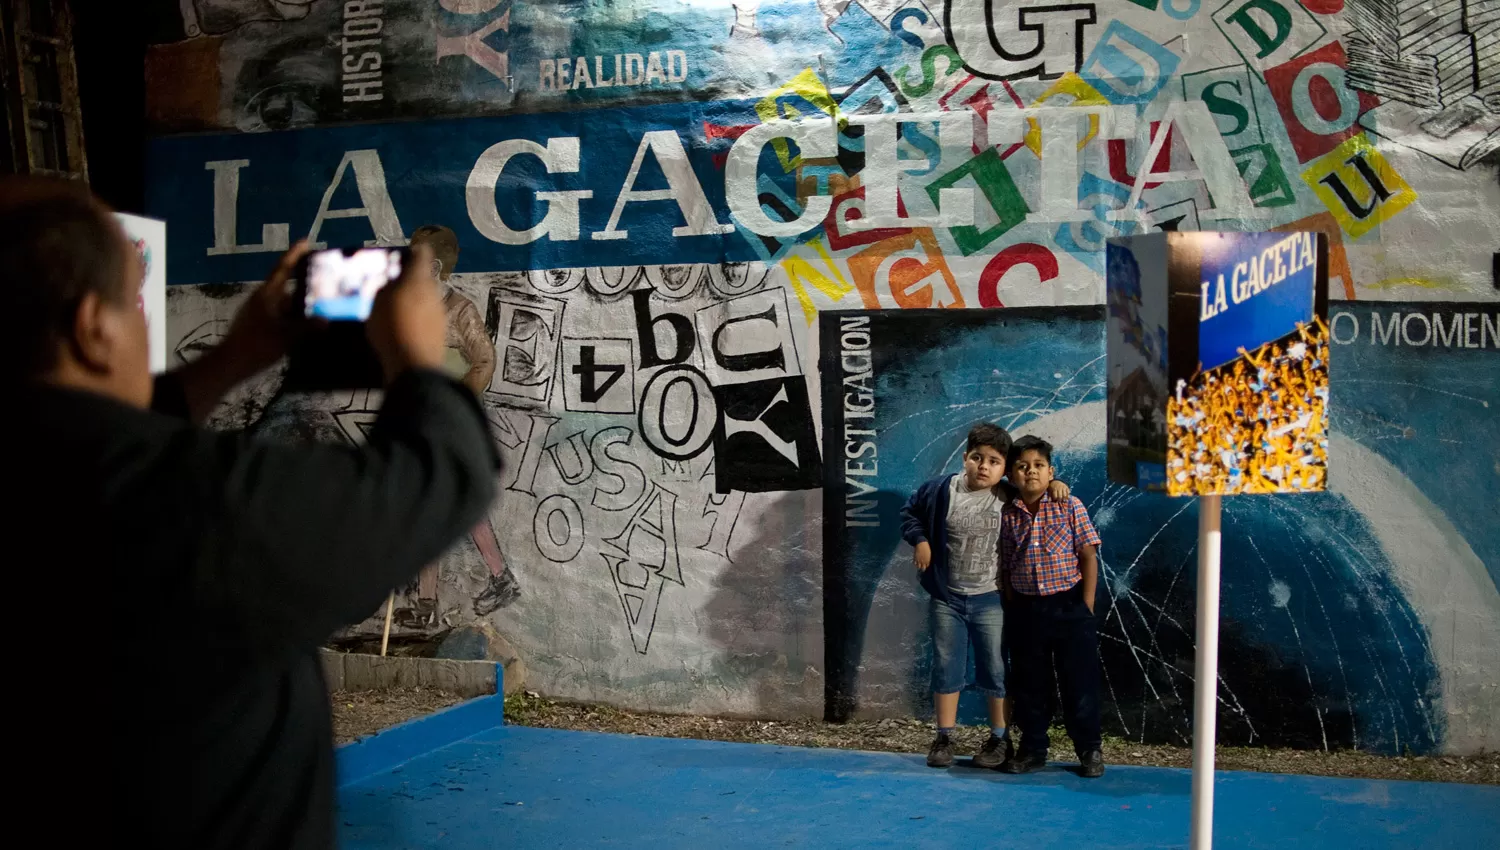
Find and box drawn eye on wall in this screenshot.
[643,264,705,300]
[233,37,333,132]
[706,261,769,298]
[239,81,323,132]
[526,267,585,295]
[585,266,643,299]
[174,319,229,367]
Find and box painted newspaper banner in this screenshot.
[817,303,1499,753]
[150,0,1500,181]
[147,0,922,132]
[1106,230,1330,496]
[146,1,1500,303]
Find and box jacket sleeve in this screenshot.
[150,372,191,421]
[899,479,933,546]
[176,370,500,651]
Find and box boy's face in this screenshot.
[963,445,1006,489]
[1010,449,1054,498]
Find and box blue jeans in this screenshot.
[929,591,1006,697]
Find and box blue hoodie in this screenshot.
[900,474,1020,603]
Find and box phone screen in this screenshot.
[302,248,404,321]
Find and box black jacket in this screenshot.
[8,369,498,849]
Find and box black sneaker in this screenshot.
[972,734,1013,769]
[1078,750,1105,778]
[1000,749,1047,774]
[926,735,955,768]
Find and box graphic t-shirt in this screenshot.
[945,474,1003,596]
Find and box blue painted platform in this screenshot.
[336,696,1499,849]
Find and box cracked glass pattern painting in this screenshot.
[817,306,1490,754]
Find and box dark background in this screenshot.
[71,3,178,213]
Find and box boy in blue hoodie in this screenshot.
[900,423,1069,768]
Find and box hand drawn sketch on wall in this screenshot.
[1344,0,1500,170]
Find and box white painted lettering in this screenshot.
[1330,311,1358,344]
[1401,312,1431,347]
[850,112,974,229]
[205,160,291,256]
[307,149,405,249]
[646,51,667,85]
[726,118,837,237]
[1115,100,1263,223]
[467,137,593,244]
[1371,311,1400,345]
[595,130,733,241]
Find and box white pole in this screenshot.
[1190,494,1223,850]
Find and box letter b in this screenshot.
[632,289,694,367]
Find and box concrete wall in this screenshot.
[146,1,1498,753]
[819,304,1498,756]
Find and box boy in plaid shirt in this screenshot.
[998,436,1105,778]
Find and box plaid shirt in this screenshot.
[1000,494,1102,596]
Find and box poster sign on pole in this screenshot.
[114,213,168,374]
[1105,230,1330,850]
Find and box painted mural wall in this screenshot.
[146,1,1500,752]
[820,305,1498,755]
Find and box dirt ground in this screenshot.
[331,688,467,745]
[331,690,1497,785]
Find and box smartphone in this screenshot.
[299,247,408,321]
[284,247,408,390]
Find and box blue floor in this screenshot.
[336,698,1499,849]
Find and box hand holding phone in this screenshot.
[286,245,440,389]
[365,243,448,384]
[300,247,408,321]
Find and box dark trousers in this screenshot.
[1006,583,1102,756]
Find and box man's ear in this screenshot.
[69,290,114,372]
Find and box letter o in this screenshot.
[707,261,767,298]
[841,331,871,350]
[644,264,704,300]
[534,494,585,562]
[638,365,717,460]
[1330,311,1359,345]
[1163,0,1200,19]
[1401,313,1431,347]
[586,266,642,299]
[1291,63,1361,136]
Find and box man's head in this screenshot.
[962,423,1012,489]
[1,177,150,407]
[410,224,459,282]
[1007,436,1055,500]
